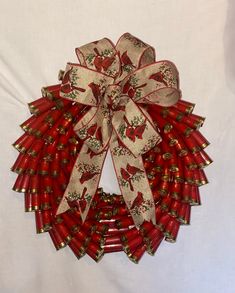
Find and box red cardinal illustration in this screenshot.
[66,187,87,212]
[149,72,168,86]
[117,136,126,148]
[120,167,130,181]
[121,51,133,67]
[102,56,115,71]
[62,67,73,84]
[66,197,80,210]
[87,123,98,136]
[60,83,72,94]
[88,82,101,103]
[95,126,102,142]
[80,171,100,184]
[125,127,136,142]
[120,167,134,191]
[72,86,86,92]
[93,47,116,72]
[79,187,88,213]
[124,116,136,142]
[86,148,100,159]
[130,192,144,209]
[134,123,146,139]
[126,163,144,175]
[123,79,131,94]
[93,48,103,72]
[123,80,147,98]
[61,84,86,93]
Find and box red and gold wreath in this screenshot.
[11,33,212,263]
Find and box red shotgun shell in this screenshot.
[86,241,104,262]
[38,160,50,175]
[49,226,67,250]
[144,227,162,244]
[178,203,191,224]
[198,169,209,185]
[190,185,201,205]
[171,120,193,137]
[158,180,169,197]
[74,229,90,246]
[164,107,184,121]
[35,210,45,233]
[34,122,50,138]
[105,227,129,236]
[103,243,123,253]
[184,167,195,184]
[174,136,188,157]
[94,222,109,235]
[50,153,60,177]
[173,99,195,114]
[13,133,35,153]
[123,235,143,255]
[169,199,181,217]
[193,150,213,169]
[155,205,164,222]
[164,218,180,242]
[41,209,52,231]
[183,135,201,154]
[104,235,122,246]
[128,243,146,263]
[28,138,44,157]
[20,115,37,132]
[24,192,40,212]
[160,195,172,211]
[120,227,139,243]
[156,213,171,232]
[44,109,62,127]
[57,127,74,150]
[91,232,105,246]
[191,130,210,149]
[41,176,53,193]
[181,113,205,130]
[29,174,40,193]
[170,182,182,200]
[54,218,72,244]
[182,154,197,170]
[139,221,155,235]
[29,97,55,115]
[40,192,52,210]
[115,216,134,229]
[68,237,86,259]
[182,183,193,203]
[147,232,164,255]
[13,174,30,193]
[41,84,61,100]
[11,153,29,174]
[27,155,40,175]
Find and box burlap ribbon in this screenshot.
[56,32,181,228]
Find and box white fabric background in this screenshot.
[1,0,235,292]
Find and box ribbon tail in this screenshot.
[112,97,162,158]
[56,144,107,223]
[109,131,156,229]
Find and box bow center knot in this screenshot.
[104,84,123,111]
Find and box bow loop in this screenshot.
[56,33,181,229]
[75,37,121,78]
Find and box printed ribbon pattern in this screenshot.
[56,33,181,228]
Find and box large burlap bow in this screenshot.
[56,32,181,228]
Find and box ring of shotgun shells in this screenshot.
[11,72,211,263]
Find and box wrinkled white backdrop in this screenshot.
[1,1,235,292]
